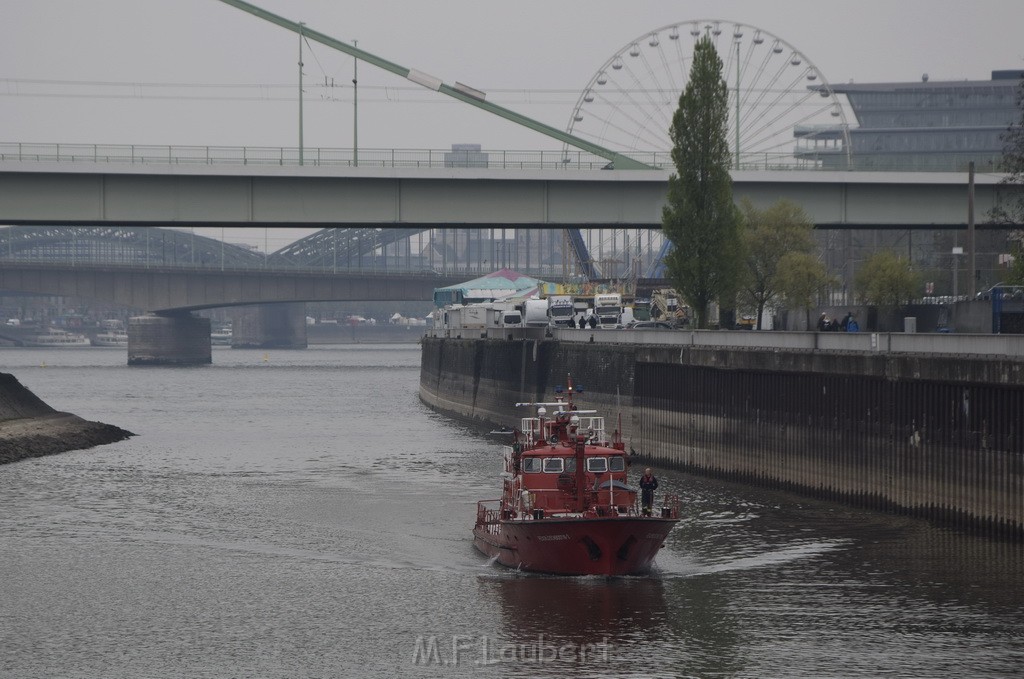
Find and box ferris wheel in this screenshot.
[565,20,851,168]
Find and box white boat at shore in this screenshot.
[211,326,232,346]
[22,329,92,347]
[93,329,128,347]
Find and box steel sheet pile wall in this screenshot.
[634,362,1023,538]
[420,337,530,426]
[420,337,1023,537]
[420,338,639,434]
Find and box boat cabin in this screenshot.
[502,396,636,517]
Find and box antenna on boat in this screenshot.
[613,385,624,450]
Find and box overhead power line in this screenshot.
[0,77,803,104]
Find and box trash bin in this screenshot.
[904,317,917,333]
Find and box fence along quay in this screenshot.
[419,329,1024,540]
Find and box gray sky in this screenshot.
[3,0,1023,250]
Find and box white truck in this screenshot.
[593,293,623,329]
[546,295,575,328]
[522,299,549,328]
[440,304,488,338]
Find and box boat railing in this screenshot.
[661,494,682,519]
[518,416,607,446]
[476,500,502,526]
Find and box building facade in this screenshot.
[798,70,1022,171]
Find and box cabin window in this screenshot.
[522,457,542,473]
[564,458,577,472]
[609,456,625,472]
[542,458,564,473]
[586,457,607,473]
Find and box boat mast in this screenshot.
[574,431,587,513]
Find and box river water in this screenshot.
[0,345,1021,679]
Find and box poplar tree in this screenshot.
[661,35,741,329]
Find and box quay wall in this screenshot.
[420,336,1024,539]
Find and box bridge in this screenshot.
[0,147,1009,231]
[0,153,1013,365]
[0,1,1017,364]
[0,224,672,364]
[0,261,462,312]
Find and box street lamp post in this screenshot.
[353,39,358,167]
[298,22,305,166]
[952,246,964,298]
[735,39,741,170]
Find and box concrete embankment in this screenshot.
[0,372,134,464]
[420,336,1024,539]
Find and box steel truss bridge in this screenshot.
[0,225,663,283]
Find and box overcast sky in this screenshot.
[3,0,1023,251]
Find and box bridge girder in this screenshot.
[270,227,426,269]
[0,226,265,268]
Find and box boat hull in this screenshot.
[22,337,91,347]
[473,516,675,576]
[93,336,128,347]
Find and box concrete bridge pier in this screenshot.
[230,303,308,349]
[128,313,212,366]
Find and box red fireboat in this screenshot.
[473,377,680,576]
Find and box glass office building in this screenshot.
[798,70,1022,171]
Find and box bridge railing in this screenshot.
[0,142,657,170]
[0,141,945,172]
[426,326,1024,358]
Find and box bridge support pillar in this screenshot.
[230,303,308,349]
[127,313,212,366]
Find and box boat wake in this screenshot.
[651,539,851,579]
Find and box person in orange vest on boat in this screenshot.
[639,468,658,517]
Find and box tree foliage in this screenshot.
[994,77,1024,284]
[661,36,741,329]
[1006,248,1024,285]
[738,198,816,329]
[854,250,922,307]
[775,251,832,329]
